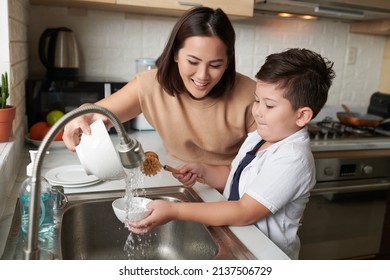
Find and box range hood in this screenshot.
[254,0,390,21]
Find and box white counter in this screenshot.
[0,130,289,260]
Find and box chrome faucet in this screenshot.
[24,105,145,260]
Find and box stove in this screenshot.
[308,117,390,152]
[308,117,390,140]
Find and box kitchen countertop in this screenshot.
[0,130,289,260]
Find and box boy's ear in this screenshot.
[296,107,313,127]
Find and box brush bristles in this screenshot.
[141,152,162,176]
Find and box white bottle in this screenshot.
[19,150,54,235]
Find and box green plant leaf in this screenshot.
[0,72,9,109]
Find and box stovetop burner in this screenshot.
[308,117,390,140]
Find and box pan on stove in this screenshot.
[337,104,390,127]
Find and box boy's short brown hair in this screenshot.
[255,48,336,118]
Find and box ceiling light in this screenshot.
[277,12,294,18]
[299,15,318,20]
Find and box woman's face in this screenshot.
[175,36,228,99]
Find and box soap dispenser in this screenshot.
[19,150,54,235]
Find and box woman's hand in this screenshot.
[128,200,176,234]
[62,105,110,151]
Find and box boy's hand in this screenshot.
[172,163,204,187]
[127,200,176,234]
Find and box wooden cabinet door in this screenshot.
[31,0,254,19]
[116,0,254,18]
[31,0,116,4]
[344,0,390,9]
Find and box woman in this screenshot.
[63,7,256,166]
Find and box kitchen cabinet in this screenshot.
[345,0,390,35]
[350,20,390,35]
[310,0,389,10]
[30,0,254,19]
[30,0,116,6]
[329,0,389,9]
[379,191,390,259]
[379,37,390,94]
[116,0,253,18]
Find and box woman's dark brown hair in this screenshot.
[156,7,236,98]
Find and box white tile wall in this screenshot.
[28,6,388,110]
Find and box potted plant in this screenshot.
[0,72,16,143]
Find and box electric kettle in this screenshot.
[39,27,80,79]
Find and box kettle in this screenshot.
[39,27,80,79]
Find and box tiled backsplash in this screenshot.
[28,5,388,110]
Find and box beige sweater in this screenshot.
[136,69,256,166]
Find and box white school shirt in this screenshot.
[223,127,315,259]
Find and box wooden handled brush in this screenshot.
[141,151,162,176]
[141,151,205,183]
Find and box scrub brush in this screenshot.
[141,151,205,183]
[141,151,180,176]
[141,151,163,176]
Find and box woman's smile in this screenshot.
[192,79,209,90]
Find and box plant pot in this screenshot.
[0,105,16,143]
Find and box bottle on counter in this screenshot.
[19,150,54,235]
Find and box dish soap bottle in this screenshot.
[19,150,54,235]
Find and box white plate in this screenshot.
[61,180,102,188]
[25,136,66,149]
[45,165,101,186]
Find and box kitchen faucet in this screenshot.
[24,105,145,260]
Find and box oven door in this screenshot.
[298,179,390,260]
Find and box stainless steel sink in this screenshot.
[1,186,255,260]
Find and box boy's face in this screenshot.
[253,80,306,144]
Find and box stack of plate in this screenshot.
[45,165,101,188]
[25,136,66,149]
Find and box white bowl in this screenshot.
[76,119,126,180]
[112,197,152,223]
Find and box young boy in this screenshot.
[129,48,336,259]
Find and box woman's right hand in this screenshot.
[62,110,109,151]
[62,113,91,151]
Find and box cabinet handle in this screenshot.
[178,1,203,7]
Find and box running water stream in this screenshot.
[123,167,154,259]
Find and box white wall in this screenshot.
[0,0,10,77]
[28,6,387,111]
[0,0,29,230]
